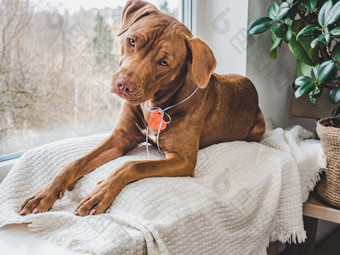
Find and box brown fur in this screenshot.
[18,0,265,216]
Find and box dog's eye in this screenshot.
[129,38,136,46]
[159,60,168,66]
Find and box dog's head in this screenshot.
[111,0,216,104]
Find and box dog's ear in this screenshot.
[187,37,216,88]
[117,0,158,36]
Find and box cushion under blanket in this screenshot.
[0,126,325,255]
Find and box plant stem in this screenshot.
[326,44,340,67]
[321,49,330,61]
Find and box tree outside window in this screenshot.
[0,0,179,155]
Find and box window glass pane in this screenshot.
[0,0,181,155]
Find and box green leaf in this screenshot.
[330,87,340,104]
[309,93,317,106]
[292,20,302,34]
[292,80,299,91]
[270,47,278,59]
[283,24,293,42]
[296,24,320,40]
[319,33,326,44]
[333,42,340,70]
[313,33,327,47]
[317,60,335,81]
[308,45,317,60]
[324,26,331,44]
[295,76,313,86]
[300,36,319,64]
[248,17,274,34]
[325,0,340,25]
[270,32,282,59]
[271,23,288,38]
[293,76,313,90]
[296,59,313,77]
[302,0,319,11]
[286,2,300,20]
[332,105,340,117]
[269,2,280,20]
[311,37,319,48]
[287,0,294,6]
[313,84,324,98]
[289,35,317,66]
[268,2,290,22]
[295,82,315,98]
[310,86,321,97]
[318,0,333,26]
[311,67,318,81]
[330,26,340,36]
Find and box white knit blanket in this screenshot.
[0,126,325,255]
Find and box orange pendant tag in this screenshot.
[148,110,167,130]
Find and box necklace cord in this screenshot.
[144,87,199,159]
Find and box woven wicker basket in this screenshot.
[316,117,340,208]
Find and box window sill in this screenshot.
[0,158,18,183]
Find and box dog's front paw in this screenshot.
[74,181,119,216]
[18,183,65,216]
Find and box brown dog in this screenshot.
[18,0,265,216]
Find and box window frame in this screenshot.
[181,0,192,31]
[0,0,191,170]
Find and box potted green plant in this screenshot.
[247,0,340,126]
[247,0,340,207]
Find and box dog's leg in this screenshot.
[18,103,144,215]
[75,153,196,216]
[74,149,198,216]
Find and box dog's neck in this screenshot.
[142,71,198,111]
[139,75,199,138]
[138,73,198,135]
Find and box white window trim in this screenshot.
[191,0,204,38]
[190,0,249,75]
[0,159,18,183]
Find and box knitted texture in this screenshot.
[0,126,325,255]
[316,118,340,208]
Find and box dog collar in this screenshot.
[144,87,199,158]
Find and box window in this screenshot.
[0,0,183,157]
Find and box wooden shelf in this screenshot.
[303,192,340,224]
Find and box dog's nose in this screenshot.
[115,76,136,94]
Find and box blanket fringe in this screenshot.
[270,229,307,244]
[302,167,323,203]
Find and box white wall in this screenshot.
[193,0,297,128]
[246,0,296,128]
[192,0,249,76]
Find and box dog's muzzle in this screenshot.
[111,75,137,101]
